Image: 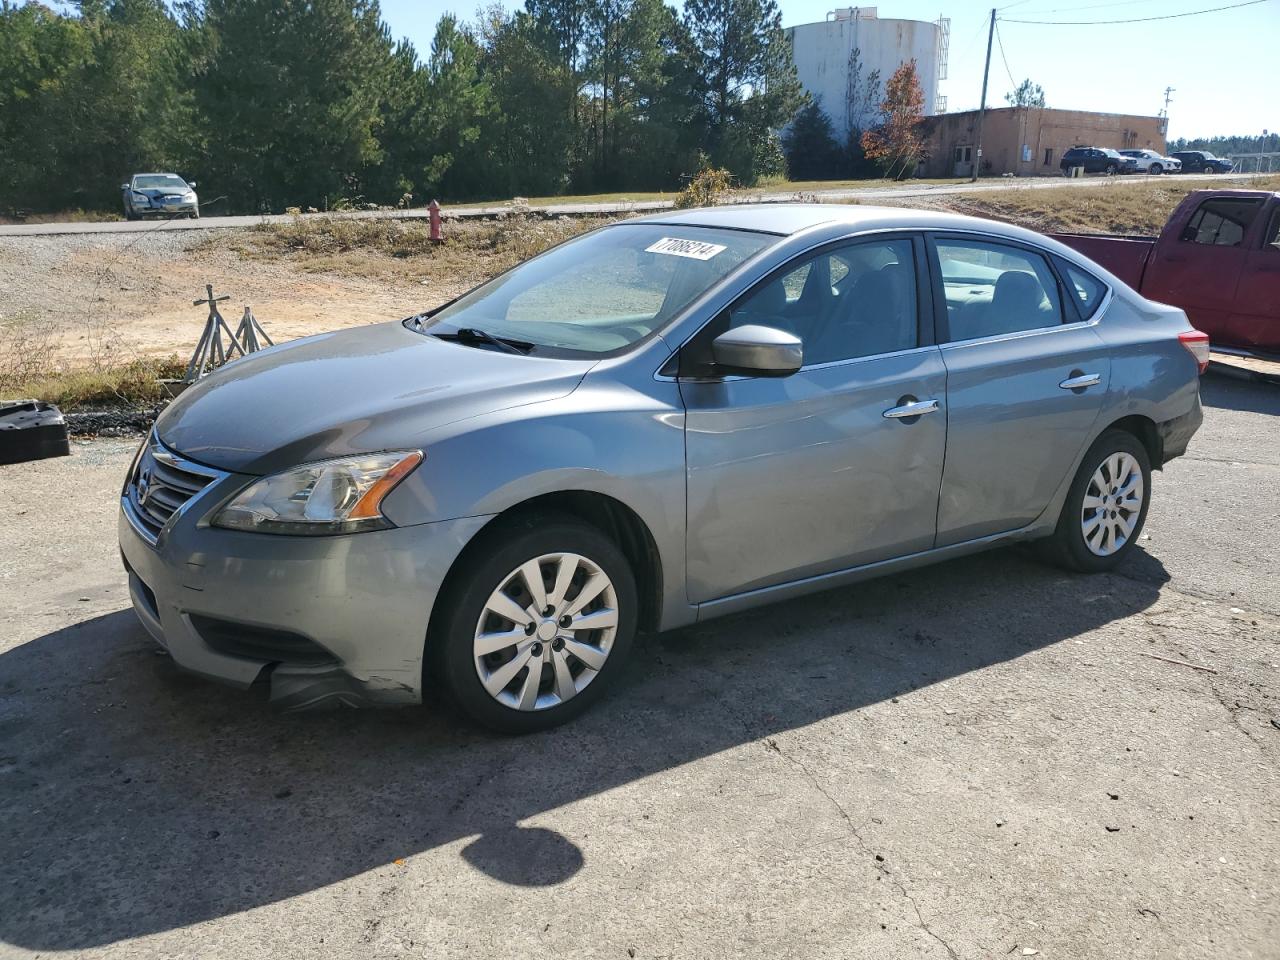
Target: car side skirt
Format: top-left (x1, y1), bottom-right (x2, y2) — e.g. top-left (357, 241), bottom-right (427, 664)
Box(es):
top-left (693, 520), bottom-right (1054, 624)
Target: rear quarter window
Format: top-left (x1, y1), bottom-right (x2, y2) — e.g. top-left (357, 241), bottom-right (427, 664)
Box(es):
top-left (1058, 260), bottom-right (1107, 320)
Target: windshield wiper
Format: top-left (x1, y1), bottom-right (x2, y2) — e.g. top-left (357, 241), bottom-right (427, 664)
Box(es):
top-left (432, 327), bottom-right (535, 355)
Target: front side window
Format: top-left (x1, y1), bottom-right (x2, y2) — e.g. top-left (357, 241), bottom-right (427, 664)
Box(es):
top-left (936, 239), bottom-right (1063, 341)
top-left (723, 237), bottom-right (919, 366)
top-left (1264, 210), bottom-right (1280, 251)
top-left (420, 224), bottom-right (775, 356)
top-left (1180, 198), bottom-right (1265, 247)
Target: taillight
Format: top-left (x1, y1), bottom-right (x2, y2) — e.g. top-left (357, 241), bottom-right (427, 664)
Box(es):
top-left (1178, 330), bottom-right (1210, 374)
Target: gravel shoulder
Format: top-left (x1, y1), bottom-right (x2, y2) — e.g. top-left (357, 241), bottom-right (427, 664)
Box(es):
top-left (0, 374), bottom-right (1276, 959)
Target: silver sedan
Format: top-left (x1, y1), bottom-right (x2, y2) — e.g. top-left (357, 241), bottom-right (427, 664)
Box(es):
top-left (118, 205), bottom-right (1206, 732)
top-left (121, 173), bottom-right (199, 220)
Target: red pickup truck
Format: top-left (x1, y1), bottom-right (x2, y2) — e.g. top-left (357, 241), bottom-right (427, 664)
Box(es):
top-left (1051, 189), bottom-right (1280, 358)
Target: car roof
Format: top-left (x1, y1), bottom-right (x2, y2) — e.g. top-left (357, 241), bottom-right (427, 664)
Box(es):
top-left (629, 203), bottom-right (1051, 243)
top-left (132, 172), bottom-right (185, 178)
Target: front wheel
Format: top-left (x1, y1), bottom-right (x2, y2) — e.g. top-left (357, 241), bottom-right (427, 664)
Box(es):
top-left (430, 515), bottom-right (638, 733)
top-left (1149, 163), bottom-right (1163, 175)
top-left (1040, 429), bottom-right (1152, 573)
top-left (1105, 163), bottom-right (1118, 176)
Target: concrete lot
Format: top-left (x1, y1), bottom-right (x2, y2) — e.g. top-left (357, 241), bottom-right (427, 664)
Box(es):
top-left (1, 374), bottom-right (1277, 960)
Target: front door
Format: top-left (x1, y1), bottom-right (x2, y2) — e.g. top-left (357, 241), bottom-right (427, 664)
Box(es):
top-left (1227, 204), bottom-right (1280, 354)
top-left (1144, 194), bottom-right (1267, 341)
top-left (930, 236), bottom-right (1112, 546)
top-left (680, 235), bottom-right (947, 603)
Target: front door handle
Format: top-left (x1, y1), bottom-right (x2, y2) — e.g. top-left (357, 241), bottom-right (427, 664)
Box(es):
top-left (883, 398), bottom-right (940, 419)
top-left (1059, 373), bottom-right (1102, 390)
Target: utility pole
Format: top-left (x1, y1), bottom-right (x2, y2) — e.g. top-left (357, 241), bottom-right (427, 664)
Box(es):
top-left (972, 9), bottom-right (996, 182)
top-left (1159, 86), bottom-right (1175, 138)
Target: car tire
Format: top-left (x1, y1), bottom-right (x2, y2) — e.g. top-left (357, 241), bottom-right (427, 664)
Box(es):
top-left (429, 514), bottom-right (639, 734)
top-left (1039, 429), bottom-right (1152, 574)
top-left (1105, 163), bottom-right (1118, 176)
top-left (1150, 163), bottom-right (1162, 175)
top-left (190, 210), bottom-right (200, 220)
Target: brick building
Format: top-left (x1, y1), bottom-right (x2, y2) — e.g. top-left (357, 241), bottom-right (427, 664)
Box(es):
top-left (919, 106), bottom-right (1168, 178)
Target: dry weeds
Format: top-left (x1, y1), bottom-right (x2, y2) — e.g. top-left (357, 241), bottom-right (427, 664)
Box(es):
top-left (941, 175), bottom-right (1280, 235)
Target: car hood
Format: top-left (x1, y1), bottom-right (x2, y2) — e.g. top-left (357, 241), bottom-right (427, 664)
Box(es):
top-left (157, 322), bottom-right (596, 474)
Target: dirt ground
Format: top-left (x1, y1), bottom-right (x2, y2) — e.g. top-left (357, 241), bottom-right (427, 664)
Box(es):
top-left (0, 373), bottom-right (1277, 960)
top-left (0, 227), bottom-right (471, 368)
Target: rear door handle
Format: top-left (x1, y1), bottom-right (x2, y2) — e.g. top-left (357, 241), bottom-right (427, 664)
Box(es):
top-left (883, 398), bottom-right (940, 419)
top-left (1059, 373), bottom-right (1102, 390)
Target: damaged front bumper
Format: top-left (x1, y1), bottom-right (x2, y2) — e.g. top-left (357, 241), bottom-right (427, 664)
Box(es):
top-left (118, 472), bottom-right (489, 709)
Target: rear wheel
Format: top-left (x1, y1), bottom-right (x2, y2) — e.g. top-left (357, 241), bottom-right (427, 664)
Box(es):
top-left (430, 515), bottom-right (638, 733)
top-left (1040, 429), bottom-right (1152, 573)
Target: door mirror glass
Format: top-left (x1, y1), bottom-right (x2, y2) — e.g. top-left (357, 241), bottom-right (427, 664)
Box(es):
top-left (188, 181), bottom-right (196, 188)
top-left (711, 325), bottom-right (802, 377)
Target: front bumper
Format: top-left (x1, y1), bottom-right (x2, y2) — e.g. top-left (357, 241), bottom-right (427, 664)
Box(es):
top-left (118, 469), bottom-right (490, 708)
top-left (129, 197), bottom-right (198, 216)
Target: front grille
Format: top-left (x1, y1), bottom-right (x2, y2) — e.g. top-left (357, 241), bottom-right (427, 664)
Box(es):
top-left (124, 434), bottom-right (223, 544)
top-left (189, 614), bottom-right (338, 666)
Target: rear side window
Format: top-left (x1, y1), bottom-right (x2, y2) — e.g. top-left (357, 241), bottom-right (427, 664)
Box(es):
top-left (1059, 261), bottom-right (1107, 320)
top-left (936, 239), bottom-right (1063, 342)
top-left (1180, 198), bottom-right (1265, 247)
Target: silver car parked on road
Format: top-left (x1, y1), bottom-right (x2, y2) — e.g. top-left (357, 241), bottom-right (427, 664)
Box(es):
top-left (118, 205), bottom-right (1206, 732)
top-left (121, 172), bottom-right (199, 220)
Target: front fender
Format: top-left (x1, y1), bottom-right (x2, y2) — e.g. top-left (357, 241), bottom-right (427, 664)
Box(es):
top-left (379, 378), bottom-right (692, 628)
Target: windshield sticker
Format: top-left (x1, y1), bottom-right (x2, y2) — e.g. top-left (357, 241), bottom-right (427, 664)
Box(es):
top-left (645, 237), bottom-right (727, 261)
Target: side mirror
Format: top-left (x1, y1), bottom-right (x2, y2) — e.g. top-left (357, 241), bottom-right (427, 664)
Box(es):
top-left (711, 324), bottom-right (802, 378)
top-left (188, 181), bottom-right (197, 188)
top-left (120, 184), bottom-right (129, 190)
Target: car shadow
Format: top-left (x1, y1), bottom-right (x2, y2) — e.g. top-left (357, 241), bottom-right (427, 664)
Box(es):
top-left (1200, 370), bottom-right (1280, 415)
top-left (0, 546), bottom-right (1168, 950)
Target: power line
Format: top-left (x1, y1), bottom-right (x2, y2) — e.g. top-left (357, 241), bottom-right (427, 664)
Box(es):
top-left (1002, 0), bottom-right (1271, 25)
top-left (1012, 0), bottom-right (1177, 15)
top-left (994, 21), bottom-right (1018, 91)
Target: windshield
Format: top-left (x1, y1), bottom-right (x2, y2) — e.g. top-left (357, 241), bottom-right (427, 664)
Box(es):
top-left (417, 223), bottom-right (776, 356)
top-left (134, 175), bottom-right (188, 190)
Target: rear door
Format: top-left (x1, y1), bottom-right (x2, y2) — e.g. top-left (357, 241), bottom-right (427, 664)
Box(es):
top-left (680, 234), bottom-right (947, 602)
top-left (930, 235), bottom-right (1111, 546)
top-left (1143, 195), bottom-right (1266, 341)
top-left (1228, 203), bottom-right (1280, 354)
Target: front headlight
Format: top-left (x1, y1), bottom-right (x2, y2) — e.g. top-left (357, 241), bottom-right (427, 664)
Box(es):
top-left (212, 451), bottom-right (422, 535)
top-left (131, 191), bottom-right (149, 200)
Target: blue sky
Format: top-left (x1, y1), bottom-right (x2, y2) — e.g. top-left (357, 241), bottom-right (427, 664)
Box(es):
top-left (379, 0), bottom-right (1278, 141)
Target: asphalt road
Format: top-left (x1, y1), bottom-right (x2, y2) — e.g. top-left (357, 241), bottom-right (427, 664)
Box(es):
top-left (1, 373), bottom-right (1277, 959)
top-left (0, 172), bottom-right (1269, 237)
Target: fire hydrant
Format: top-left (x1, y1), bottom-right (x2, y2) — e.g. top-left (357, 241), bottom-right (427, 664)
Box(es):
top-left (428, 199), bottom-right (444, 243)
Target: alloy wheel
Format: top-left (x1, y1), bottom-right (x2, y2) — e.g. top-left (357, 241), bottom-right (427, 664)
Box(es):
top-left (473, 552), bottom-right (619, 711)
top-left (1081, 452), bottom-right (1144, 557)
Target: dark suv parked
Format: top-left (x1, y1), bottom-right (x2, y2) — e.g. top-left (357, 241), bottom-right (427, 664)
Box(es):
top-left (1170, 151), bottom-right (1234, 174)
top-left (1060, 147), bottom-right (1139, 176)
